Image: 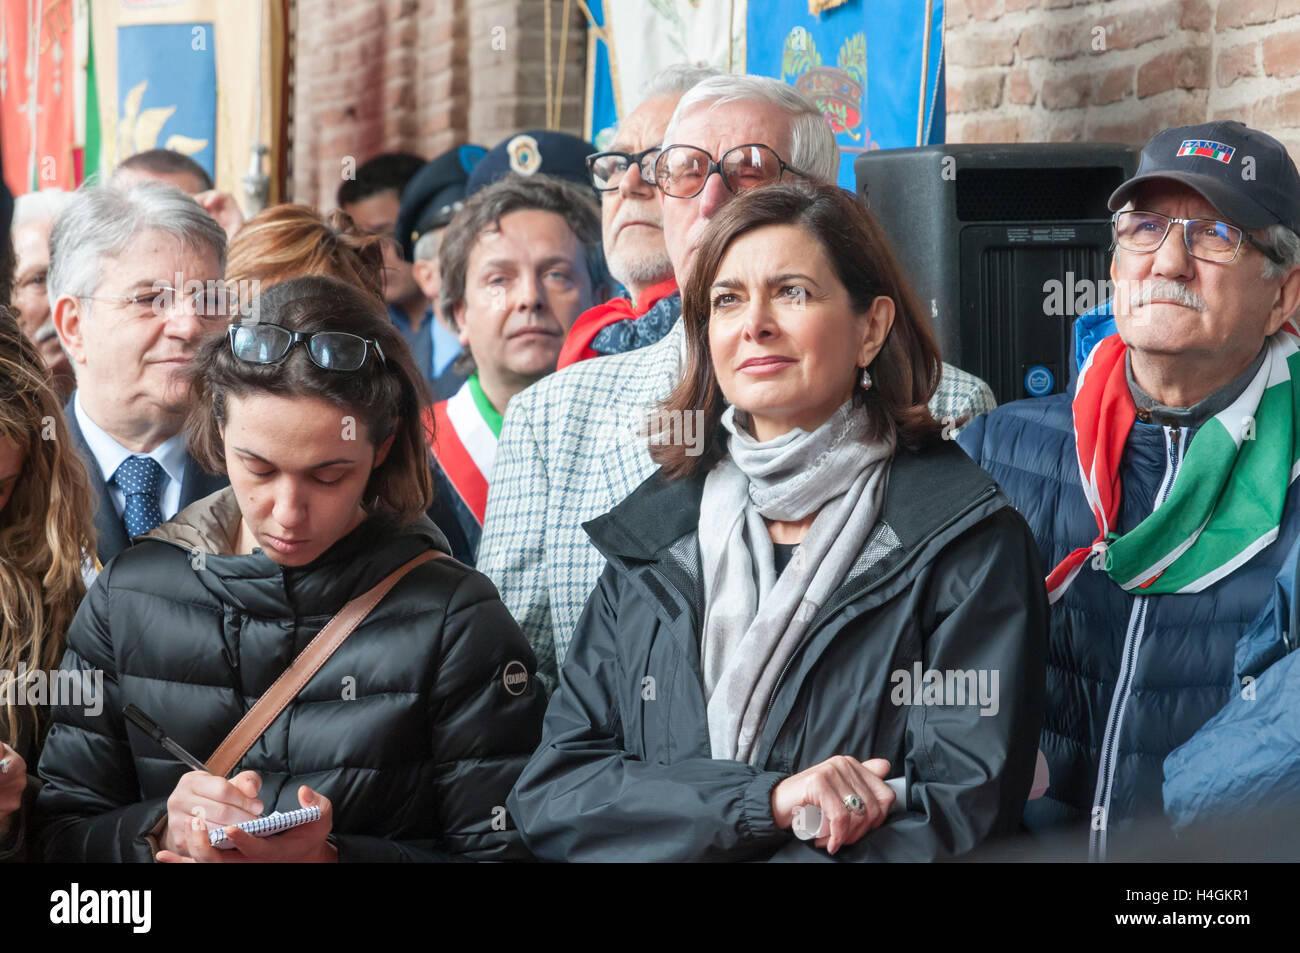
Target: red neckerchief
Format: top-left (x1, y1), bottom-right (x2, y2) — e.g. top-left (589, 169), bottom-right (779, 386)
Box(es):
top-left (1044, 333), bottom-right (1134, 604)
top-left (558, 277), bottom-right (679, 370)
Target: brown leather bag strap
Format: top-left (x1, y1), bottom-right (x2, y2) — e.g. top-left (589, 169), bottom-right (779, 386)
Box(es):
top-left (205, 550), bottom-right (443, 777)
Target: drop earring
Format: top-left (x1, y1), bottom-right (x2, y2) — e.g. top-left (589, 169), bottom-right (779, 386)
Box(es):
top-left (860, 366), bottom-right (873, 390)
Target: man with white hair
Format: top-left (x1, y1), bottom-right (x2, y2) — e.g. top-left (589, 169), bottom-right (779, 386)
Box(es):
top-left (11, 189), bottom-right (75, 399)
top-left (961, 121), bottom-right (1300, 860)
top-left (50, 182), bottom-right (230, 565)
top-left (559, 64), bottom-right (719, 368)
top-left (480, 74), bottom-right (997, 685)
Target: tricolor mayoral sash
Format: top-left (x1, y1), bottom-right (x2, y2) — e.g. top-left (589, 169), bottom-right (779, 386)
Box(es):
top-left (424, 379), bottom-right (498, 526)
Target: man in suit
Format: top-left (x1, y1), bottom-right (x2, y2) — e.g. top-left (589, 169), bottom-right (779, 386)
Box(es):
top-left (479, 74), bottom-right (998, 687)
top-left (49, 182), bottom-right (230, 566)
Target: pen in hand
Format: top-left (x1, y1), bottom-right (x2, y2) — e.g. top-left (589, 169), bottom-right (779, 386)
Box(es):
top-left (123, 704), bottom-right (211, 774)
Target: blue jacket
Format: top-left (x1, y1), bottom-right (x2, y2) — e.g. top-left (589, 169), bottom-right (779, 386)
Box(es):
top-left (1163, 535), bottom-right (1300, 830)
top-left (959, 393), bottom-right (1300, 860)
top-left (1071, 300), bottom-right (1116, 379)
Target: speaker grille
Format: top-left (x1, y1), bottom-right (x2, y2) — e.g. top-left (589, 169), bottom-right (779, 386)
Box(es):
top-left (957, 167), bottom-right (1126, 222)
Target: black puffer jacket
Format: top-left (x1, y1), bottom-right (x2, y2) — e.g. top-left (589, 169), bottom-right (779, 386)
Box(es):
top-left (509, 441), bottom-right (1048, 861)
top-left (36, 487), bottom-right (547, 862)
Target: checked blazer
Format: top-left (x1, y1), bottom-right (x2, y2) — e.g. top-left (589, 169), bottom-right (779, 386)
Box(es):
top-left (478, 318), bottom-right (997, 686)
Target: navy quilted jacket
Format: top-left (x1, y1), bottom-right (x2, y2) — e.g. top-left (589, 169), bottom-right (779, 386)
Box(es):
top-left (960, 394), bottom-right (1300, 860)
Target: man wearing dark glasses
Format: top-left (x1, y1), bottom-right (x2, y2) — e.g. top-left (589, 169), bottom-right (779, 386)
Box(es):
top-left (559, 65), bottom-right (718, 369)
top-left (960, 120), bottom-right (1300, 860)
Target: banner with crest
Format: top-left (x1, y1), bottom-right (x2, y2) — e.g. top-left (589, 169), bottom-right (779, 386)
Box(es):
top-left (749, 0), bottom-right (945, 186)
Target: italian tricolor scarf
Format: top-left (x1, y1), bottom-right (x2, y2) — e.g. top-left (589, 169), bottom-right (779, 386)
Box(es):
top-left (1046, 327), bottom-right (1300, 604)
top-left (422, 375), bottom-right (501, 526)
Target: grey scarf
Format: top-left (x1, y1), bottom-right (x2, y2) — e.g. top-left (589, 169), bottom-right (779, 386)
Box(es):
top-left (700, 400), bottom-right (894, 764)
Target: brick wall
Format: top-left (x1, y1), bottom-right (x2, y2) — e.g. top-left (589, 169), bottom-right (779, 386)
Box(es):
top-left (946, 0), bottom-right (1300, 157)
top-left (290, 0), bottom-right (586, 209)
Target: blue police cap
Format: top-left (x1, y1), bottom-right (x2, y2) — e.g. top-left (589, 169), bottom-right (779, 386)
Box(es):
top-left (465, 130), bottom-right (599, 199)
top-left (397, 144), bottom-right (487, 261)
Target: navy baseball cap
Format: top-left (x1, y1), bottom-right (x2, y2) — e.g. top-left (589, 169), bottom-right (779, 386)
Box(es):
top-left (466, 130), bottom-right (599, 198)
top-left (396, 144), bottom-right (487, 261)
top-left (1108, 120), bottom-right (1300, 236)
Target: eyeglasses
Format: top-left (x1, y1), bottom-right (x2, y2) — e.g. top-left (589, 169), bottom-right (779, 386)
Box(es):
top-left (227, 323), bottom-right (387, 372)
top-left (585, 146), bottom-right (661, 192)
top-left (80, 284), bottom-right (232, 319)
top-left (652, 143), bottom-right (811, 199)
top-left (1112, 210), bottom-right (1284, 265)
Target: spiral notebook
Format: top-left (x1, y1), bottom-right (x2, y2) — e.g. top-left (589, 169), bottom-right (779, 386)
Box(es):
top-left (208, 806), bottom-right (321, 850)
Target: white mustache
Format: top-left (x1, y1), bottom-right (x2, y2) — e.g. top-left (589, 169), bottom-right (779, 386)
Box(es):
top-left (1131, 279), bottom-right (1206, 311)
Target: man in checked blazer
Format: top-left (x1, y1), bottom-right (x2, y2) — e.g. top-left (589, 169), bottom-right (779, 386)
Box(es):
top-left (479, 75), bottom-right (996, 685)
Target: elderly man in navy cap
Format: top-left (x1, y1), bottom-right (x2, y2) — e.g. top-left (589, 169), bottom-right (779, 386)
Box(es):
top-left (397, 144), bottom-right (487, 401)
top-left (961, 120), bottom-right (1300, 860)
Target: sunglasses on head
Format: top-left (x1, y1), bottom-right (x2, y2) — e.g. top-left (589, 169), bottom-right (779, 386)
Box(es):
top-left (227, 323), bottom-right (387, 372)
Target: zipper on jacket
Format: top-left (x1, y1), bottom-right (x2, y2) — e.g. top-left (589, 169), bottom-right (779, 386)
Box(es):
top-left (1089, 424), bottom-right (1183, 862)
top-left (222, 611), bottom-right (241, 672)
top-left (222, 608), bottom-right (245, 701)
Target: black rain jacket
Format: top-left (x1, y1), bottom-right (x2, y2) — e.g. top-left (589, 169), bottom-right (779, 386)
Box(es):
top-left (509, 441), bottom-right (1048, 862)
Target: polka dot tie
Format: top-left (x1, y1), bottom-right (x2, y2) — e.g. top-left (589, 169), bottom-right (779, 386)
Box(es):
top-left (112, 455), bottom-right (166, 537)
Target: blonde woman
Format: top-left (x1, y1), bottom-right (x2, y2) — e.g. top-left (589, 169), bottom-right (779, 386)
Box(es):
top-left (0, 307), bottom-right (97, 862)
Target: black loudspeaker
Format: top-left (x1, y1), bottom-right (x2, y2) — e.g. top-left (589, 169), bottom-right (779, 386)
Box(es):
top-left (855, 144), bottom-right (1137, 404)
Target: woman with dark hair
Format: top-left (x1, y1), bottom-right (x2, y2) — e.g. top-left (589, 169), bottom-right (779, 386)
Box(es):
top-left (0, 308), bottom-right (97, 863)
top-left (509, 182), bottom-right (1048, 861)
top-left (36, 275), bottom-right (546, 862)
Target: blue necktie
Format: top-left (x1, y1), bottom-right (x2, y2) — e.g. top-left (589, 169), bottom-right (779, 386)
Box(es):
top-left (113, 455), bottom-right (166, 537)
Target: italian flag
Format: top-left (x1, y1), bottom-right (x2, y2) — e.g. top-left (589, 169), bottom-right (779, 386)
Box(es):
top-left (1047, 326), bottom-right (1300, 602)
top-left (1177, 140), bottom-right (1233, 163)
